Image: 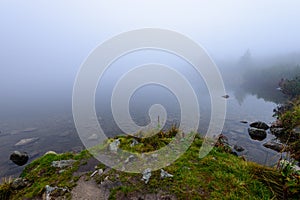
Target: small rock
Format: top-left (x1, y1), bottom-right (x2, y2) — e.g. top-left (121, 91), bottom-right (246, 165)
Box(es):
top-left (98, 168), bottom-right (104, 175)
top-left (248, 128), bottom-right (267, 141)
top-left (11, 178), bottom-right (30, 190)
top-left (263, 141), bottom-right (284, 152)
top-left (10, 151), bottom-right (29, 166)
top-left (124, 155), bottom-right (135, 164)
top-left (270, 127), bottom-right (285, 137)
top-left (160, 169), bottom-right (173, 178)
top-left (15, 137), bottom-right (39, 146)
top-left (222, 95), bottom-right (229, 99)
top-left (240, 121), bottom-right (248, 124)
top-left (293, 126), bottom-right (300, 134)
top-left (141, 168), bottom-right (152, 184)
top-left (250, 121), bottom-right (269, 130)
top-left (233, 145), bottom-right (245, 152)
top-left (45, 185), bottom-right (68, 200)
top-left (51, 160), bottom-right (75, 168)
top-left (130, 138), bottom-right (139, 147)
top-left (109, 139), bottom-right (120, 152)
top-left (44, 151), bottom-right (57, 155)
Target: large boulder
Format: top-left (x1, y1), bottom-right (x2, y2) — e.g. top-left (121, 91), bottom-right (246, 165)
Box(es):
top-left (248, 128), bottom-right (267, 141)
top-left (250, 121), bottom-right (269, 130)
top-left (10, 151), bottom-right (29, 166)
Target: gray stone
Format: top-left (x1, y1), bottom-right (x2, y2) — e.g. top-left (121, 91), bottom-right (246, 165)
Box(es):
top-left (130, 138), bottom-right (139, 147)
top-left (51, 160), bottom-right (75, 168)
top-left (109, 139), bottom-right (120, 152)
top-left (11, 178), bottom-right (30, 190)
top-left (250, 121), bottom-right (269, 130)
top-left (160, 169), bottom-right (173, 178)
top-left (10, 151), bottom-right (29, 166)
top-left (248, 128), bottom-right (267, 141)
top-left (141, 168), bottom-right (152, 184)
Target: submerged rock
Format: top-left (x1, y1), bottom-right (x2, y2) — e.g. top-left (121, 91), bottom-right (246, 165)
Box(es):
top-left (15, 137), bottom-right (39, 146)
top-left (10, 151), bottom-right (29, 166)
top-left (250, 121), bottom-right (269, 130)
top-left (141, 168), bottom-right (152, 184)
top-left (233, 145), bottom-right (245, 152)
top-left (263, 141), bottom-right (284, 152)
top-left (248, 128), bottom-right (267, 141)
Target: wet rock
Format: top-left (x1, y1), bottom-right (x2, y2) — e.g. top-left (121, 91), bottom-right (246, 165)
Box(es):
top-left (141, 168), bottom-right (152, 184)
top-left (51, 160), bottom-right (75, 169)
top-left (15, 137), bottom-right (39, 146)
top-left (263, 141), bottom-right (284, 152)
top-left (233, 145), bottom-right (245, 152)
top-left (10, 151), bottom-right (29, 166)
top-left (11, 178), bottom-right (30, 190)
top-left (248, 128), bottom-right (267, 141)
top-left (270, 127), bottom-right (285, 137)
top-left (222, 95), bottom-right (229, 99)
top-left (250, 121), bottom-right (269, 130)
top-left (160, 169), bottom-right (173, 178)
top-left (240, 120), bottom-right (248, 124)
top-left (109, 139), bottom-right (120, 153)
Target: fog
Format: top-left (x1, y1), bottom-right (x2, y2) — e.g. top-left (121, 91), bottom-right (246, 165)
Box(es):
top-left (1, 0), bottom-right (300, 118)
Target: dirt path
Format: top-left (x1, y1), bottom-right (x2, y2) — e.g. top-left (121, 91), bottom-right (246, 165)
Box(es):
top-left (71, 176), bottom-right (109, 200)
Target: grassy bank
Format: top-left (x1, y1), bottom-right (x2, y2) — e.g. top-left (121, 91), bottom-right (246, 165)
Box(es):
top-left (1, 127), bottom-right (297, 199)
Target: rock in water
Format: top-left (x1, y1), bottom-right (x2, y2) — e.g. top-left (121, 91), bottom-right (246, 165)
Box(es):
top-left (248, 128), bottom-right (267, 141)
top-left (250, 121), bottom-right (269, 130)
top-left (263, 141), bottom-right (284, 152)
top-left (222, 95), bottom-right (229, 99)
top-left (15, 137), bottom-right (39, 146)
top-left (233, 145), bottom-right (245, 152)
top-left (10, 151), bottom-right (29, 166)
